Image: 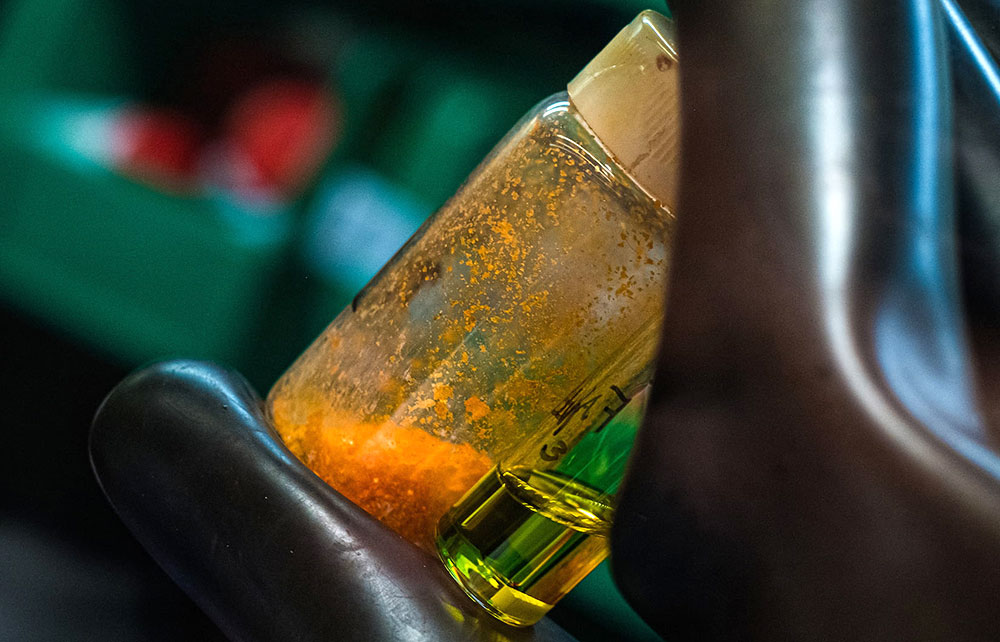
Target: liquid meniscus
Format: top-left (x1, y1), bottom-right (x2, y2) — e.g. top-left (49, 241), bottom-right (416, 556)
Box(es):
top-left (436, 466), bottom-right (613, 626)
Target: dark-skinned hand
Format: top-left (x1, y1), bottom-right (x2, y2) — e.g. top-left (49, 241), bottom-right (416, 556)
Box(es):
top-left (91, 1), bottom-right (1000, 640)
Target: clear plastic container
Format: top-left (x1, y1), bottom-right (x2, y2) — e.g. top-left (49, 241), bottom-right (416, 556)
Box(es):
top-left (267, 8), bottom-right (679, 620)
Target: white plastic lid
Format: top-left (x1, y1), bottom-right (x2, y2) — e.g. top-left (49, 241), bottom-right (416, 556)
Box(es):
top-left (568, 10), bottom-right (679, 209)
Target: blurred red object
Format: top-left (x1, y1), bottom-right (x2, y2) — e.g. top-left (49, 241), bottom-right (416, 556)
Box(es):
top-left (221, 79), bottom-right (341, 197)
top-left (111, 109), bottom-right (202, 189)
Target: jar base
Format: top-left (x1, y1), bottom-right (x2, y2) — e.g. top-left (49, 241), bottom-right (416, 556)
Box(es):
top-left (436, 522), bottom-right (551, 627)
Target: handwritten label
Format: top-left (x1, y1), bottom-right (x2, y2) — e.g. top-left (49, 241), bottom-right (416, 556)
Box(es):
top-left (539, 384), bottom-right (631, 462)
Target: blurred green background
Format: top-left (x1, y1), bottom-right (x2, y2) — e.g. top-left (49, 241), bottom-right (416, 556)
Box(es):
top-left (0, 0), bottom-right (670, 640)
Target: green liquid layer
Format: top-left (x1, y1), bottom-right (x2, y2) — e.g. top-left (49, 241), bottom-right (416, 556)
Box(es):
top-left (436, 466), bottom-right (612, 626)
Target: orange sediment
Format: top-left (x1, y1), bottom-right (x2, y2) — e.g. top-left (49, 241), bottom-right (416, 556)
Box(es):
top-left (271, 397), bottom-right (493, 552)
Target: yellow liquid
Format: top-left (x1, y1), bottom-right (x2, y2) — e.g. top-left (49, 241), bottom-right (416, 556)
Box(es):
top-left (435, 466), bottom-right (612, 626)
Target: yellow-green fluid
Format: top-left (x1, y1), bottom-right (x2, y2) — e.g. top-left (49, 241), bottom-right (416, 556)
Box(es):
top-left (435, 466), bottom-right (613, 626)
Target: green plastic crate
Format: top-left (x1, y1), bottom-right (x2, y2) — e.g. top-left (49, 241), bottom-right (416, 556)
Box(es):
top-left (0, 94), bottom-right (292, 370)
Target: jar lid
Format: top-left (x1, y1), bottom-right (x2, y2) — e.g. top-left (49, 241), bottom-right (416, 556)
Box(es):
top-left (568, 10), bottom-right (680, 209)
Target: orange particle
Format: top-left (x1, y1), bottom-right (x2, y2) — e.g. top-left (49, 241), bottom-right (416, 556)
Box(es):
top-left (433, 383), bottom-right (453, 401)
top-left (464, 396), bottom-right (491, 421)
